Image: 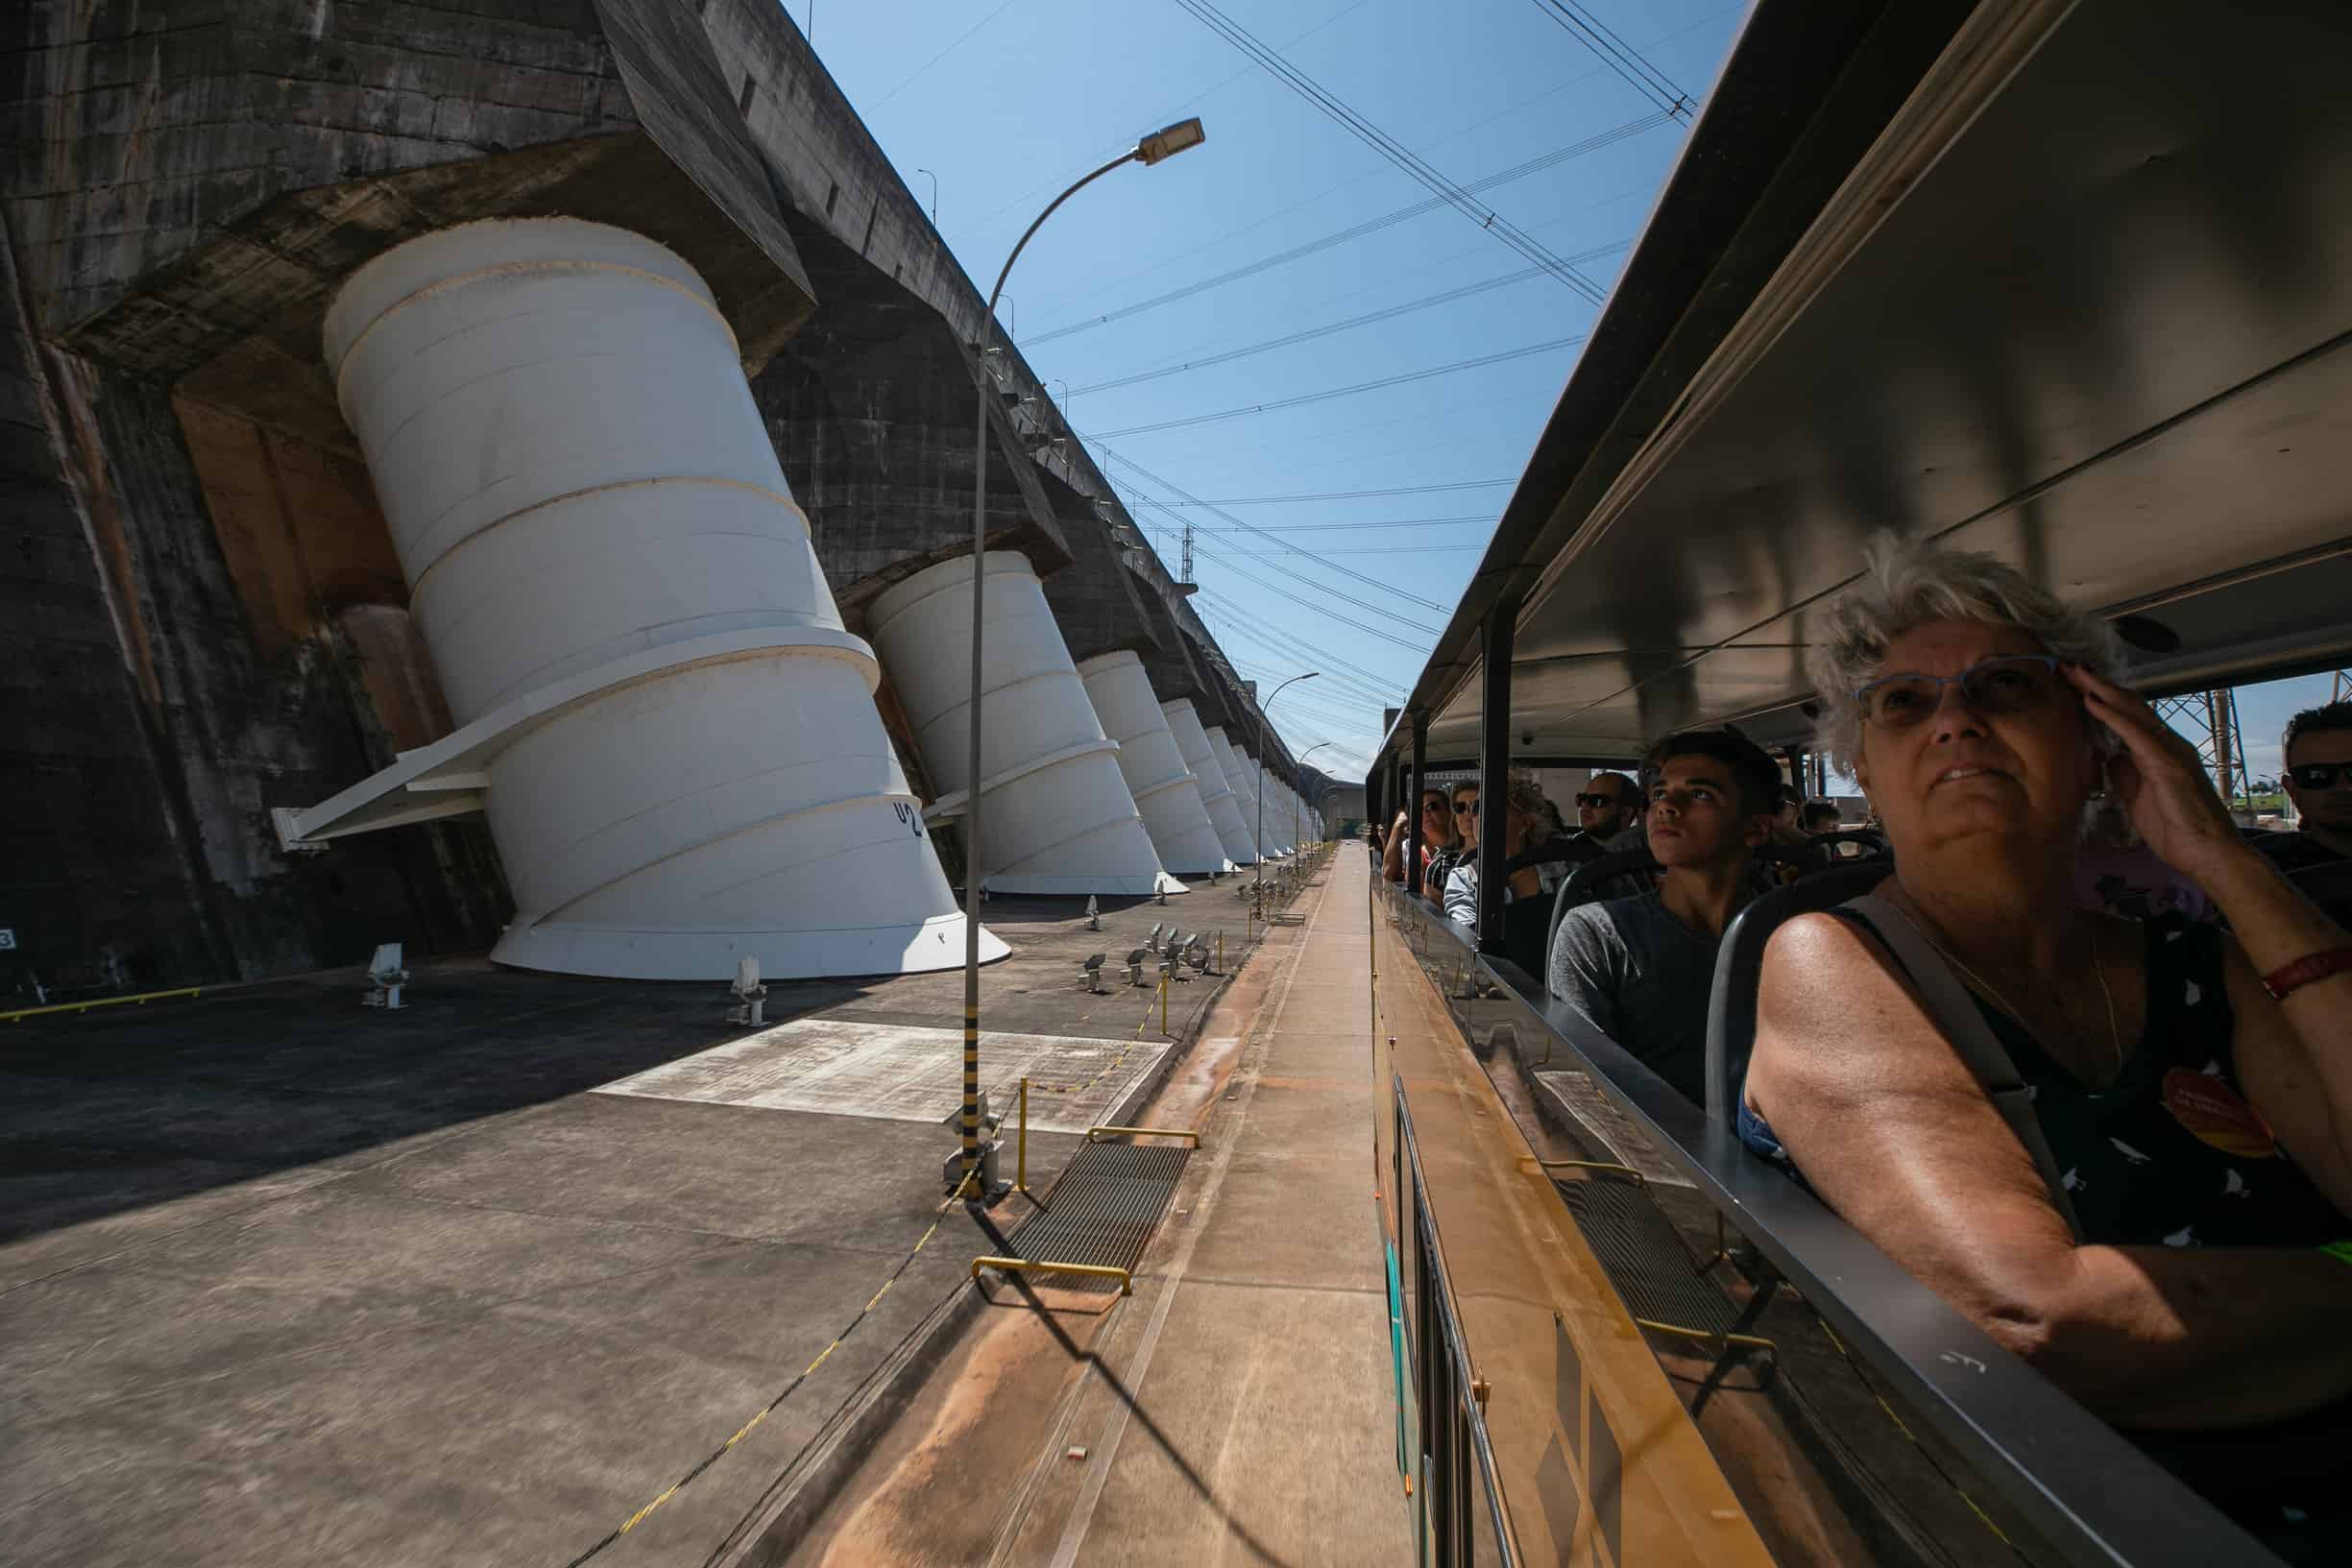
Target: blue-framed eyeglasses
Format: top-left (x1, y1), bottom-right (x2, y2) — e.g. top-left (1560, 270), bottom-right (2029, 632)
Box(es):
top-left (1854, 655), bottom-right (2065, 731)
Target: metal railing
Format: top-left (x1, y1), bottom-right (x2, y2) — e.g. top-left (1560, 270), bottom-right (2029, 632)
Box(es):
top-left (1373, 875), bottom-right (2276, 1568)
top-left (1394, 1085), bottom-right (1516, 1567)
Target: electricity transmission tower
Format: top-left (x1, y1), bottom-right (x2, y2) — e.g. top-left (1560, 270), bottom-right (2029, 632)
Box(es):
top-left (2151, 688), bottom-right (2250, 808)
top-left (1179, 518), bottom-right (1194, 585)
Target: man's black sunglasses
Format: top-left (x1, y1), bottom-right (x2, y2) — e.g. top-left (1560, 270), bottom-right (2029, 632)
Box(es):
top-left (1573, 792), bottom-right (1620, 808)
top-left (2291, 762), bottom-right (2347, 789)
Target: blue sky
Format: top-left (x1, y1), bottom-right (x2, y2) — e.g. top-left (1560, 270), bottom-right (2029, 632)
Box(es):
top-left (802, 0), bottom-right (2340, 786)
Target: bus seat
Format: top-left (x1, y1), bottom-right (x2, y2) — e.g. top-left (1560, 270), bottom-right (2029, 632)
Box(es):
top-left (2283, 856), bottom-right (2352, 923)
top-left (1545, 849), bottom-right (1661, 984)
top-left (1503, 835), bottom-right (1603, 877)
top-left (1704, 863), bottom-right (1892, 1130)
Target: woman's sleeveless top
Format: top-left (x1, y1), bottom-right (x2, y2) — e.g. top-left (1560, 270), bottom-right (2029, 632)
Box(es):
top-left (1739, 910), bottom-right (2341, 1250)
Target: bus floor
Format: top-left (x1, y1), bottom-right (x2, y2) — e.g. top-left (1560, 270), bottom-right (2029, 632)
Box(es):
top-left (784, 850), bottom-right (1411, 1568)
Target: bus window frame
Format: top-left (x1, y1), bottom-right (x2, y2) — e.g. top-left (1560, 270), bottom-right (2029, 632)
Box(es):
top-left (1373, 872), bottom-right (2279, 1568)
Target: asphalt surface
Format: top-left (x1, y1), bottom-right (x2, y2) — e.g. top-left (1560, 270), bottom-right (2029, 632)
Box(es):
top-left (0, 887), bottom-right (1261, 1568)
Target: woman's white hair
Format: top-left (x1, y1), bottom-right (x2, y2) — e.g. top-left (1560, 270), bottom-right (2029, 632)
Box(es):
top-left (1807, 533), bottom-right (2122, 774)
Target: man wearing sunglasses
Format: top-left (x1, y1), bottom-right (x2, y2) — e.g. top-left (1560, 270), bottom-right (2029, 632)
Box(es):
top-left (1572, 774), bottom-right (1637, 837)
top-left (2260, 701), bottom-right (2352, 923)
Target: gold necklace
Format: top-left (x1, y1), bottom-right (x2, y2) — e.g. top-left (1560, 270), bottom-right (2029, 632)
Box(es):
top-left (1889, 901), bottom-right (2124, 1076)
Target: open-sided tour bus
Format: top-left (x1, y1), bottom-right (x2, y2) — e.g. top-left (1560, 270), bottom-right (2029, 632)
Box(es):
top-left (1364, 0), bottom-right (2352, 1563)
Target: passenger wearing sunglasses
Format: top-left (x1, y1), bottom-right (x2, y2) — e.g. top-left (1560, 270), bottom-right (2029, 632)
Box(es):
top-left (2256, 702), bottom-right (2352, 925)
top-left (1573, 773), bottom-right (1641, 848)
top-left (1418, 782), bottom-right (1480, 902)
top-left (1381, 787), bottom-right (1455, 892)
top-left (1740, 539), bottom-right (2352, 1545)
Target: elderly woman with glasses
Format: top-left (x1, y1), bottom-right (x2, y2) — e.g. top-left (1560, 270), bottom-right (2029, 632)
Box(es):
top-left (1739, 539), bottom-right (2352, 1534)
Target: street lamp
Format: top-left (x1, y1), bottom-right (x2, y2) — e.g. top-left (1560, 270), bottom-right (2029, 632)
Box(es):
top-left (1255, 673), bottom-right (1319, 904)
top-left (1300, 741), bottom-right (1336, 845)
top-left (957, 118), bottom-right (1208, 1199)
top-left (914, 167), bottom-right (938, 228)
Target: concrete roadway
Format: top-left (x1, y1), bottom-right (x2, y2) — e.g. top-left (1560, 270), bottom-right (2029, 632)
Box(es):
top-left (0, 887), bottom-right (1257, 1568)
top-left (785, 850), bottom-right (1412, 1568)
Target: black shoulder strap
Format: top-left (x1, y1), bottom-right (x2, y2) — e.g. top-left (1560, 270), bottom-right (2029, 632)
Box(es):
top-left (1845, 893), bottom-right (2087, 1243)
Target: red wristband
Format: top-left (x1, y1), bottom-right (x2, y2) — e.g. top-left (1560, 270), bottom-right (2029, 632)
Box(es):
top-left (2262, 946), bottom-right (2352, 1002)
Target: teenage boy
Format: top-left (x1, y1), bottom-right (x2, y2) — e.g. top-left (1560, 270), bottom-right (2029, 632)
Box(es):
top-left (1546, 728), bottom-right (1782, 1103)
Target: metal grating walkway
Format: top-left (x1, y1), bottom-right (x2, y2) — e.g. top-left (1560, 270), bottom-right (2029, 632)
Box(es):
top-left (1557, 1174), bottom-right (1736, 1335)
top-left (999, 1139), bottom-right (1193, 1292)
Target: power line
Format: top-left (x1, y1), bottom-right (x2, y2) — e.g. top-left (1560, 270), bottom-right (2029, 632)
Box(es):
top-left (1130, 479), bottom-right (1514, 505)
top-left (1219, 643), bottom-right (1403, 719)
top-left (1184, 537), bottom-right (1441, 639)
top-left (1107, 449), bottom-right (1452, 617)
top-left (1027, 114), bottom-right (1661, 346)
top-left (1196, 595), bottom-right (1422, 704)
top-left (1278, 543), bottom-right (1481, 555)
top-left (867, 0), bottom-right (1023, 110)
top-left (954, 0), bottom-right (1373, 241)
top-left (1066, 246), bottom-right (1621, 397)
top-left (1229, 679), bottom-right (1385, 733)
top-left (1198, 591), bottom-right (1408, 705)
top-left (1527, 0), bottom-right (1693, 121)
top-left (1174, 0), bottom-right (1613, 303)
top-left (1036, 1), bottom-right (1739, 327)
top-left (1204, 514), bottom-right (1496, 532)
top-left (1085, 337), bottom-right (1581, 441)
top-left (1124, 493), bottom-right (1443, 624)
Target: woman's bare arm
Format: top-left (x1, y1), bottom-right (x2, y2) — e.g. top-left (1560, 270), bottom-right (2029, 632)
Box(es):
top-left (1747, 911), bottom-right (2352, 1429)
top-left (2068, 664), bottom-right (2352, 1204)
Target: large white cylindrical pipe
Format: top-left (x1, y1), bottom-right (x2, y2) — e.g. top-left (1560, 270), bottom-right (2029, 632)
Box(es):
top-left (1077, 652), bottom-right (1230, 876)
top-left (868, 552), bottom-right (1179, 896)
top-left (1232, 747), bottom-right (1281, 860)
top-left (1203, 733), bottom-right (1260, 860)
top-left (1162, 699), bottom-right (1254, 866)
top-left (323, 217), bottom-right (1001, 979)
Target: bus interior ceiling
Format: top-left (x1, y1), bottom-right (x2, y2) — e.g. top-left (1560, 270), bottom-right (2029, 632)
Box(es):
top-left (1398, 0), bottom-right (2352, 763)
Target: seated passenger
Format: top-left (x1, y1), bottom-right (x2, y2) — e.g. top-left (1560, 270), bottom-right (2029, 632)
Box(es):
top-left (2258, 700), bottom-right (2352, 926)
top-left (1740, 539), bottom-right (2352, 1534)
top-left (1425, 781), bottom-right (1479, 901)
top-left (1547, 728), bottom-right (1782, 1103)
top-left (1429, 775), bottom-right (1562, 945)
top-left (1801, 800), bottom-right (1844, 835)
top-left (1381, 788), bottom-right (1453, 890)
top-left (1575, 771), bottom-right (1640, 843)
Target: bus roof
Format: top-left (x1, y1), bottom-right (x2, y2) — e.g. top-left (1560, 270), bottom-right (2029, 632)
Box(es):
top-left (1378, 0), bottom-right (2352, 771)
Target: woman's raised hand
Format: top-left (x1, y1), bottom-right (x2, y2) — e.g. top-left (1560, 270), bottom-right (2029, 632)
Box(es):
top-left (2064, 663), bottom-right (2243, 877)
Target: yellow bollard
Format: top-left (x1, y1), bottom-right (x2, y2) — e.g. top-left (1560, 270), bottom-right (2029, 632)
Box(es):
top-left (1017, 1076), bottom-right (1030, 1194)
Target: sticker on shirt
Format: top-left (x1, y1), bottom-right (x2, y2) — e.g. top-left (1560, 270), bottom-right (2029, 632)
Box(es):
top-left (2161, 1067), bottom-right (2278, 1159)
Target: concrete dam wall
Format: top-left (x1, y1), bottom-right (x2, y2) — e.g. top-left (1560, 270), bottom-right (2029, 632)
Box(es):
top-left (0, 0), bottom-right (1322, 995)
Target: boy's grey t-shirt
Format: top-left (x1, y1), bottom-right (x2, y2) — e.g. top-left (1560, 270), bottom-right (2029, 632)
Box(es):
top-left (1545, 893), bottom-right (1722, 1104)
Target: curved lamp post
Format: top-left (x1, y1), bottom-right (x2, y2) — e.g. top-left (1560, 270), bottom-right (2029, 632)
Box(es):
top-left (1298, 741), bottom-right (1335, 842)
top-left (1254, 673), bottom-right (1319, 904)
top-left (958, 118), bottom-right (1207, 1198)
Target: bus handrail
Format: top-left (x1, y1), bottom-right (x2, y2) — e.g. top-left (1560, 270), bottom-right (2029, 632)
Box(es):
top-left (1376, 876), bottom-right (2276, 1567)
top-left (1394, 1078), bottom-right (1518, 1567)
